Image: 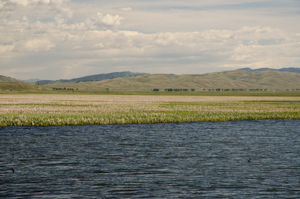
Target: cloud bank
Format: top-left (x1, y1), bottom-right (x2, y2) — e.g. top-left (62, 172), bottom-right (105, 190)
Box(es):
top-left (0, 0), bottom-right (299, 79)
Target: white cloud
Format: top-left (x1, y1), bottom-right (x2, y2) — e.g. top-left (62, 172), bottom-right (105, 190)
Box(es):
top-left (6, 0), bottom-right (69, 7)
top-left (2, 23), bottom-right (300, 78)
top-left (120, 7), bottom-right (132, 11)
top-left (92, 43), bottom-right (104, 48)
top-left (72, 46), bottom-right (82, 49)
top-left (234, 26), bottom-right (286, 40)
top-left (0, 44), bottom-right (15, 54)
top-left (85, 12), bottom-right (123, 29)
top-left (1, 0), bottom-right (300, 79)
top-left (22, 39), bottom-right (55, 52)
top-left (0, 0), bottom-right (73, 27)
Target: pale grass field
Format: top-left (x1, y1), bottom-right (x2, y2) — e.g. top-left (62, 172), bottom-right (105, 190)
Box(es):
top-left (1, 94), bottom-right (300, 127)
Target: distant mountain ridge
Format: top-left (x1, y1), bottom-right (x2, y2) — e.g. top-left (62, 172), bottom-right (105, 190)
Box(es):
top-left (34, 68), bottom-right (300, 85)
top-left (35, 71), bottom-right (149, 85)
top-left (22, 78), bottom-right (40, 83)
top-left (237, 67), bottom-right (300, 73)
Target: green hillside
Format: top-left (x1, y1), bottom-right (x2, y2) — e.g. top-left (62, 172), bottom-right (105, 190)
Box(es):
top-left (40, 70), bottom-right (300, 92)
top-left (0, 75), bottom-right (41, 91)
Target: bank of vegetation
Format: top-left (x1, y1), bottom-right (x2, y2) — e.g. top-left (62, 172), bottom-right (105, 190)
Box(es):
top-left (0, 94), bottom-right (299, 127)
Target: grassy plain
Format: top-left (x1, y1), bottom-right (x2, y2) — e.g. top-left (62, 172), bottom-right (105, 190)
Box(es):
top-left (0, 93), bottom-right (300, 127)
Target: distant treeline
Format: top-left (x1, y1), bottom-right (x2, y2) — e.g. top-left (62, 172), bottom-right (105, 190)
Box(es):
top-left (153, 89), bottom-right (195, 92)
top-left (204, 88), bottom-right (300, 91)
top-left (53, 88), bottom-right (78, 91)
top-left (204, 88), bottom-right (263, 91)
top-left (153, 88), bottom-right (300, 92)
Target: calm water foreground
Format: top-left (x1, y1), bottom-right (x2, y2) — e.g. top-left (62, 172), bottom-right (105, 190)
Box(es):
top-left (0, 119), bottom-right (299, 198)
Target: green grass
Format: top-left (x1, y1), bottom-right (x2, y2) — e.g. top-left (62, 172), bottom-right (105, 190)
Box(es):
top-left (1, 108), bottom-right (299, 127)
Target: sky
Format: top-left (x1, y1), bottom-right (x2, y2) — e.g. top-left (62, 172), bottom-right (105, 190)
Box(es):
top-left (1, 0), bottom-right (300, 80)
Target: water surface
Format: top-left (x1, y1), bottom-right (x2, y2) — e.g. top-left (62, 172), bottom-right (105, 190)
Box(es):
top-left (1, 119), bottom-right (300, 198)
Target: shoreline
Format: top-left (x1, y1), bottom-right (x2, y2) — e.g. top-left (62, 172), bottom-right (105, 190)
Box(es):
top-left (1, 118), bottom-right (300, 128)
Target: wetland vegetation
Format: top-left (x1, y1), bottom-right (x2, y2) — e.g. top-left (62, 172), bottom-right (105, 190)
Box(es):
top-left (0, 93), bottom-right (299, 127)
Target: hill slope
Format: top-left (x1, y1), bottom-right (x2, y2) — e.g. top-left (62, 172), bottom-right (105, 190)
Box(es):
top-left (41, 70), bottom-right (300, 91)
top-left (0, 75), bottom-right (23, 83)
top-left (0, 75), bottom-right (41, 90)
top-left (36, 71), bottom-right (149, 84)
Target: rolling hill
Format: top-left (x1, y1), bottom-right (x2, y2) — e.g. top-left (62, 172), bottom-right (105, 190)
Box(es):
top-left (0, 75), bottom-right (41, 90)
top-left (0, 75), bottom-right (23, 83)
top-left (40, 70), bottom-right (300, 92)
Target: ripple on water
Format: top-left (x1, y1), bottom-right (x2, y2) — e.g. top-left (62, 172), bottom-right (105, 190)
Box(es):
top-left (0, 119), bottom-right (300, 198)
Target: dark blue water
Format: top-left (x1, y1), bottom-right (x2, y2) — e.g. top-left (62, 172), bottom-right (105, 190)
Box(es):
top-left (1, 120), bottom-right (300, 198)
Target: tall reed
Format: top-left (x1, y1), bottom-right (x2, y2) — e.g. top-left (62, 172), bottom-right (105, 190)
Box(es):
top-left (1, 94), bottom-right (299, 127)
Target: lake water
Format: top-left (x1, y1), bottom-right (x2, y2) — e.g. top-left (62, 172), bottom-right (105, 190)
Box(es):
top-left (1, 119), bottom-right (300, 198)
